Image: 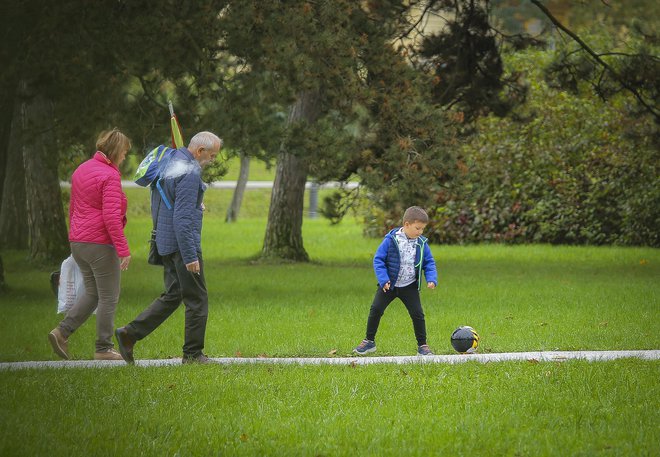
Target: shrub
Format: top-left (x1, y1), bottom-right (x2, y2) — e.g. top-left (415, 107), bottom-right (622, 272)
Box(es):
top-left (364, 48), bottom-right (659, 246)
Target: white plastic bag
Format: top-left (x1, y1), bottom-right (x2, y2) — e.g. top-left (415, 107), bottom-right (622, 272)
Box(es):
top-left (57, 255), bottom-right (89, 314)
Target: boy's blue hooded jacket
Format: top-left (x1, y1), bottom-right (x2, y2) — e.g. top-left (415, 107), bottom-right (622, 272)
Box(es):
top-left (373, 228), bottom-right (438, 290)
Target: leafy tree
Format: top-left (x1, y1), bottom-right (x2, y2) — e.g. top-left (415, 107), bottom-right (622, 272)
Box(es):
top-left (1, 1), bottom-right (72, 262)
top-left (0, 0), bottom-right (228, 262)
top-left (530, 0), bottom-right (659, 121)
top-left (221, 0), bottom-right (430, 260)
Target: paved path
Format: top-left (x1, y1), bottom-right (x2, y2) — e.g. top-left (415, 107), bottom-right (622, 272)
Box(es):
top-left (1, 350), bottom-right (658, 371)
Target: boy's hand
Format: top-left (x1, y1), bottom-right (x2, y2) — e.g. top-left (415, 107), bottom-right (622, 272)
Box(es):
top-left (427, 282), bottom-right (436, 289)
top-left (383, 281), bottom-right (391, 292)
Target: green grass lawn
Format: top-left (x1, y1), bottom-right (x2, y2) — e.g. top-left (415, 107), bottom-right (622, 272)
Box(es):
top-left (222, 156), bottom-right (275, 181)
top-left (1, 360), bottom-right (657, 456)
top-left (0, 187), bottom-right (658, 455)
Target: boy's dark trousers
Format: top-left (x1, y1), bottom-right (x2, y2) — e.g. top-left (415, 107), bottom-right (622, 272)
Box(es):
top-left (125, 250), bottom-right (208, 358)
top-left (365, 282), bottom-right (427, 346)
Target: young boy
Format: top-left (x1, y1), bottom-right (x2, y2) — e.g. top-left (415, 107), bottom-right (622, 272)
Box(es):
top-left (353, 206), bottom-right (438, 356)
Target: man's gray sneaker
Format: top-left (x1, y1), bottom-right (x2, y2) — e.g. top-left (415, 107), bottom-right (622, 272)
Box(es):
top-left (182, 354), bottom-right (213, 364)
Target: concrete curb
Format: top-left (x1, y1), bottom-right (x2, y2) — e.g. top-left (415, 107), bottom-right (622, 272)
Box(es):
top-left (1, 350), bottom-right (658, 370)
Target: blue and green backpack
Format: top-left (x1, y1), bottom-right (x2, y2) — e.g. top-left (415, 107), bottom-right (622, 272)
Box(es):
top-left (134, 145), bottom-right (176, 209)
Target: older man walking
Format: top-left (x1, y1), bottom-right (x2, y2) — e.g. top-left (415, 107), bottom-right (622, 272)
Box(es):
top-left (115, 131), bottom-right (222, 364)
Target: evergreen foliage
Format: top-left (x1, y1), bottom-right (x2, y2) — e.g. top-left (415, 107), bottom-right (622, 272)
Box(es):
top-left (418, 0), bottom-right (526, 120)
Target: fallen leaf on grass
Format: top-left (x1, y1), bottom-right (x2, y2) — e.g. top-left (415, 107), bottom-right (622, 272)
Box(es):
top-left (235, 351), bottom-right (242, 358)
top-left (527, 359), bottom-right (539, 364)
top-left (328, 349), bottom-right (337, 355)
top-left (239, 433), bottom-right (249, 442)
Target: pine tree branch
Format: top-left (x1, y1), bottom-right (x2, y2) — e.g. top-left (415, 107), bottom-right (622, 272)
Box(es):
top-left (137, 76), bottom-right (168, 110)
top-left (530, 0), bottom-right (659, 120)
top-left (399, 1), bottom-right (435, 40)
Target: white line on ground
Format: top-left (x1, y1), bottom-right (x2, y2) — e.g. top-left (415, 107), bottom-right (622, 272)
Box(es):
top-left (1, 350), bottom-right (658, 370)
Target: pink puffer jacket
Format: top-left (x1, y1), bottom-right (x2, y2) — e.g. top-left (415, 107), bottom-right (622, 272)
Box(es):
top-left (68, 152), bottom-right (130, 257)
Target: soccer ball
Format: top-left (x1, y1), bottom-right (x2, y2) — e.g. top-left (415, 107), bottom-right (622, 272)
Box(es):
top-left (450, 326), bottom-right (480, 353)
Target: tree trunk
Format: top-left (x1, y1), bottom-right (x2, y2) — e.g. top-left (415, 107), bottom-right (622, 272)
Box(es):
top-left (262, 151), bottom-right (309, 261)
top-left (262, 91), bottom-right (321, 261)
top-left (0, 84), bottom-right (15, 207)
top-left (0, 254), bottom-right (5, 292)
top-left (19, 79), bottom-right (69, 263)
top-left (225, 152), bottom-right (250, 222)
top-left (0, 93), bottom-right (28, 250)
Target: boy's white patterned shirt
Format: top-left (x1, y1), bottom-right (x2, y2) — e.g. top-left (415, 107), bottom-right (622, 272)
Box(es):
top-left (394, 228), bottom-right (418, 287)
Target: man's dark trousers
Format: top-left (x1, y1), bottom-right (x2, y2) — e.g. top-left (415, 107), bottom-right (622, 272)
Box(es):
top-left (125, 251), bottom-right (208, 358)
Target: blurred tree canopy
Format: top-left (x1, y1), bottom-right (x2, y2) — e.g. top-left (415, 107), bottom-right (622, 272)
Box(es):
top-left (359, 0), bottom-right (659, 246)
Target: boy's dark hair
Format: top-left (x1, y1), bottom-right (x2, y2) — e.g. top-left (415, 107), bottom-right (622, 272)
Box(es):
top-left (403, 206), bottom-right (429, 224)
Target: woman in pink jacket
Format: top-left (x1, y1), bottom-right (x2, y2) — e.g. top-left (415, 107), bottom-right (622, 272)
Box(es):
top-left (49, 128), bottom-right (132, 360)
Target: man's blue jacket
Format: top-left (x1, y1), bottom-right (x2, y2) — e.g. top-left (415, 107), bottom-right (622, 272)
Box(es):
top-left (373, 228), bottom-right (438, 290)
top-left (151, 147), bottom-right (206, 264)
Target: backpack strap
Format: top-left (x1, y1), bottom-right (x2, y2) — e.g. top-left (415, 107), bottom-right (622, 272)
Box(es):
top-left (155, 179), bottom-right (173, 210)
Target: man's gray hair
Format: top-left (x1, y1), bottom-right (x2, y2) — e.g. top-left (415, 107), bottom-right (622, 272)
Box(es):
top-left (188, 131), bottom-right (223, 150)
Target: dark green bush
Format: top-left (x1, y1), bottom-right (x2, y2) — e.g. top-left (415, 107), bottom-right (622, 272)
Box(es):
top-left (363, 49), bottom-right (659, 246)
top-left (432, 51), bottom-right (659, 246)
